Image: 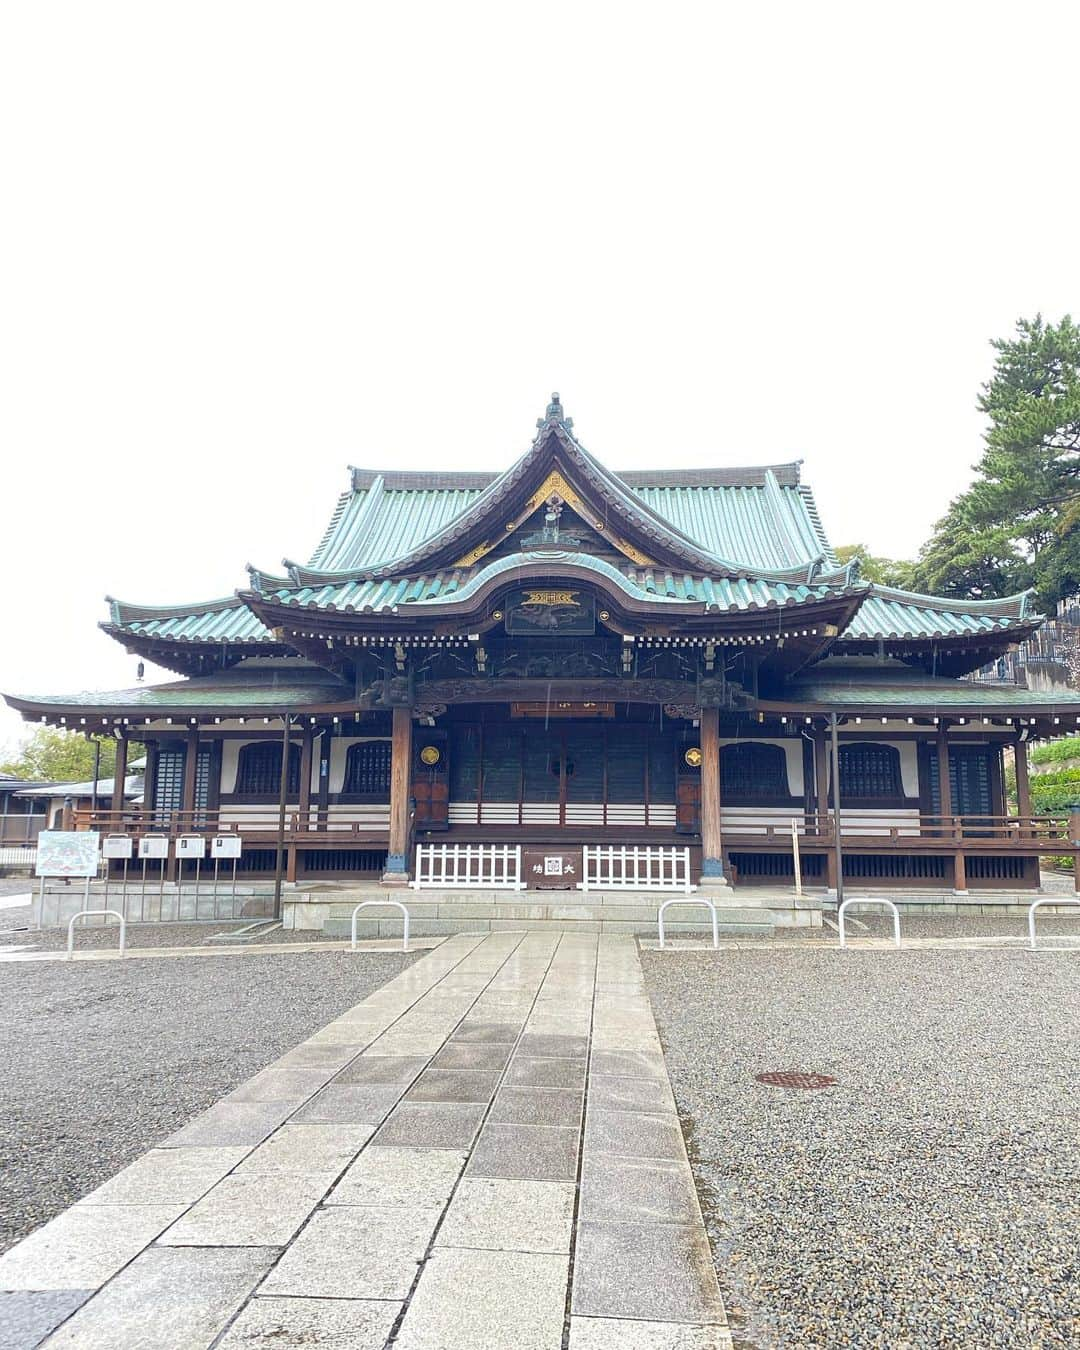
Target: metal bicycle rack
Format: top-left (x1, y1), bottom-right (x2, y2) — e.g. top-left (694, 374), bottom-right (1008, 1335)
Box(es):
top-left (657, 897), bottom-right (719, 950)
top-left (67, 909), bottom-right (127, 960)
top-left (350, 900), bottom-right (410, 952)
top-left (837, 897), bottom-right (901, 949)
top-left (1027, 897), bottom-right (1080, 951)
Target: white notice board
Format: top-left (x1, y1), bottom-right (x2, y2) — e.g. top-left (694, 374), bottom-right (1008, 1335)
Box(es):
top-left (35, 831), bottom-right (100, 878)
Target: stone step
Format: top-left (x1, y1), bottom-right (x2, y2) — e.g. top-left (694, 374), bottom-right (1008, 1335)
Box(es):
top-left (322, 904), bottom-right (775, 939)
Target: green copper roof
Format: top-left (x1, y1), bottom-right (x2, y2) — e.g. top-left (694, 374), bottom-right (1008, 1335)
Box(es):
top-left (8, 663), bottom-right (350, 713)
top-left (259, 551), bottom-right (855, 616)
top-left (841, 586), bottom-right (1036, 642)
top-left (105, 596), bottom-right (273, 644)
top-left (773, 667), bottom-right (1080, 711)
top-left (306, 467), bottom-right (831, 576)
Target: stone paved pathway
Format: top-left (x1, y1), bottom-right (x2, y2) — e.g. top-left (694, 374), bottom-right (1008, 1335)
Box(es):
top-left (0, 931), bottom-right (731, 1349)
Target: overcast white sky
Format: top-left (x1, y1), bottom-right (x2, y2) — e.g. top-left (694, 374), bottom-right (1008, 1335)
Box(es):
top-left (2, 1), bottom-right (1078, 752)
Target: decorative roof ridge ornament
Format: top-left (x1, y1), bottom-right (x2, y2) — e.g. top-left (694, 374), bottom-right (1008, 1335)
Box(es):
top-left (535, 391), bottom-right (573, 438)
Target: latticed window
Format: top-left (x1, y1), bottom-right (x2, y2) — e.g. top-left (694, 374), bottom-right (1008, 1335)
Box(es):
top-left (343, 741), bottom-right (392, 795)
top-left (235, 741), bottom-right (301, 796)
top-left (720, 743), bottom-right (789, 800)
top-left (837, 744), bottom-right (902, 800)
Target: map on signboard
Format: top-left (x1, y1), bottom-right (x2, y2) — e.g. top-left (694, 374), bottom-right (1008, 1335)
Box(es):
top-left (35, 831), bottom-right (101, 878)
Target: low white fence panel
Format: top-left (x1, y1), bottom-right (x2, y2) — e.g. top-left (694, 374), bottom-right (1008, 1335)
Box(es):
top-left (411, 843), bottom-right (525, 890)
top-left (579, 845), bottom-right (694, 893)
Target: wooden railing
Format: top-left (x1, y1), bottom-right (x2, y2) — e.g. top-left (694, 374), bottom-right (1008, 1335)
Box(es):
top-left (70, 806), bottom-right (1080, 852)
top-left (72, 807), bottom-right (390, 844)
top-left (722, 808), bottom-right (1080, 849)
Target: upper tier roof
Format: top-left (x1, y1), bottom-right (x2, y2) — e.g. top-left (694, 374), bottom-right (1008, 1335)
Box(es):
top-left (94, 395), bottom-right (1043, 668)
top-left (309, 458), bottom-right (830, 575)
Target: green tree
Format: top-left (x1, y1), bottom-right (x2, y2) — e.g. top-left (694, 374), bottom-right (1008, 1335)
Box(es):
top-left (834, 544), bottom-right (915, 590)
top-left (0, 727), bottom-right (142, 782)
top-left (911, 315), bottom-right (1080, 607)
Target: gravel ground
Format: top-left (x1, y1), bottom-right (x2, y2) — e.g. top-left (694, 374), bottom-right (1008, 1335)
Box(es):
top-left (0, 946), bottom-right (418, 1253)
top-left (643, 944), bottom-right (1080, 1348)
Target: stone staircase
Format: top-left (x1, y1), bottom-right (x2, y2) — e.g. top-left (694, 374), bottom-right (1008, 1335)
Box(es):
top-left (301, 890), bottom-right (781, 939)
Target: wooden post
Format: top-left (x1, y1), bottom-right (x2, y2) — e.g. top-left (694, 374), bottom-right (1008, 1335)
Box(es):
top-left (698, 707), bottom-right (729, 888)
top-left (383, 705), bottom-right (413, 885)
top-left (1070, 812), bottom-right (1080, 895)
top-left (181, 727), bottom-right (199, 822)
top-left (953, 851), bottom-right (967, 891)
top-left (1014, 735), bottom-right (1032, 834)
top-left (178, 727), bottom-right (199, 883)
top-left (298, 726), bottom-right (314, 835)
top-left (272, 714), bottom-right (292, 916)
top-left (829, 713), bottom-right (843, 903)
top-left (936, 723), bottom-right (954, 837)
top-left (143, 742), bottom-right (159, 827)
top-left (814, 726), bottom-right (829, 835)
top-left (112, 733), bottom-right (128, 821)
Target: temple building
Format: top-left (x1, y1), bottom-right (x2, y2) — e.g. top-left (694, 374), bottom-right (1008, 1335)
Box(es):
top-left (8, 394), bottom-right (1080, 897)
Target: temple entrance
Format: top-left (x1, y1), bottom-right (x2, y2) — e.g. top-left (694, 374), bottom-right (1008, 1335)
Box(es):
top-left (443, 711), bottom-right (680, 831)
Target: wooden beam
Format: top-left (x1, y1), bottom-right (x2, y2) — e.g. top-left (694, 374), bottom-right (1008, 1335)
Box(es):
top-left (181, 728), bottom-right (199, 818)
top-left (814, 726), bottom-right (829, 834)
top-left (1014, 736), bottom-right (1032, 818)
top-left (298, 727), bottom-right (314, 832)
top-left (382, 706), bottom-right (413, 886)
top-left (936, 723), bottom-right (953, 836)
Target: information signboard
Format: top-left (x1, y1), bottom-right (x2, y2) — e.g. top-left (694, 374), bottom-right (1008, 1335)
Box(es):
top-left (35, 831), bottom-right (100, 878)
top-left (211, 835), bottom-right (243, 859)
top-left (102, 836), bottom-right (134, 860)
top-left (138, 836), bottom-right (169, 860)
top-left (176, 835), bottom-right (207, 859)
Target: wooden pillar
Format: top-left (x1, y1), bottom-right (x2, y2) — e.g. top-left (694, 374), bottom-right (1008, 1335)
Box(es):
top-left (698, 707), bottom-right (728, 887)
top-left (953, 851), bottom-right (967, 891)
top-left (298, 726), bottom-right (314, 834)
top-left (814, 727), bottom-right (830, 835)
top-left (143, 742), bottom-right (159, 826)
top-left (316, 730), bottom-right (330, 829)
top-left (382, 706), bottom-right (413, 885)
top-left (112, 733), bottom-right (128, 819)
top-left (936, 723), bottom-right (953, 835)
top-left (181, 727), bottom-right (199, 822)
top-left (1070, 812), bottom-right (1080, 895)
top-left (1014, 736), bottom-right (1032, 821)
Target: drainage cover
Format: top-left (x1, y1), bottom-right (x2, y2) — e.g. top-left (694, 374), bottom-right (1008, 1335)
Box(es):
top-left (754, 1071), bottom-right (837, 1090)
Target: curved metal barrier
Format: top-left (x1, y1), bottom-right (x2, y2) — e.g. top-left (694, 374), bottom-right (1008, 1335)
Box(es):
top-left (838, 898), bottom-right (901, 949)
top-left (657, 897), bottom-right (719, 950)
top-left (67, 909), bottom-right (127, 960)
top-left (1028, 897), bottom-right (1080, 951)
top-left (351, 900), bottom-right (410, 952)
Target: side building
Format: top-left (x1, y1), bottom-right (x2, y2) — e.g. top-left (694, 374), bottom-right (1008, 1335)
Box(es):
top-left (7, 395), bottom-right (1080, 894)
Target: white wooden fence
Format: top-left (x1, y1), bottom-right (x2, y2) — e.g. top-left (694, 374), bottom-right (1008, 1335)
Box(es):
top-left (410, 843), bottom-right (525, 890)
top-left (578, 845), bottom-right (694, 893)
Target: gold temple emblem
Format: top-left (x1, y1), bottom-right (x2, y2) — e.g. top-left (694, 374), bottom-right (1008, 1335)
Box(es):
top-left (419, 744), bottom-right (441, 766)
top-left (684, 746), bottom-right (703, 767)
top-left (522, 590), bottom-right (580, 607)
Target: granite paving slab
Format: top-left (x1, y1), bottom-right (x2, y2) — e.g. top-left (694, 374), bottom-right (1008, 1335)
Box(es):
top-left (215, 1296), bottom-right (400, 1349)
top-left (289, 1083), bottom-right (402, 1123)
top-left (467, 1122), bottom-right (580, 1181)
top-left (572, 1219), bottom-right (725, 1324)
top-left (234, 1122), bottom-right (374, 1173)
top-left (76, 1147), bottom-right (251, 1206)
top-left (517, 1032), bottom-right (590, 1058)
top-left (372, 1101), bottom-right (486, 1148)
top-left (158, 1171), bottom-right (333, 1246)
top-left (429, 1042), bottom-right (513, 1070)
top-left (450, 1020), bottom-right (522, 1044)
top-left (335, 1053), bottom-right (429, 1085)
top-left (260, 1205), bottom-right (443, 1300)
top-left (585, 1106), bottom-right (687, 1161)
top-left (580, 1154), bottom-right (701, 1225)
top-left (394, 1247), bottom-right (570, 1350)
top-left (489, 1085), bottom-right (584, 1126)
top-left (590, 1048), bottom-right (669, 1081)
top-left (506, 1055), bottom-right (588, 1090)
top-left (0, 1290), bottom-right (92, 1350)
top-left (0, 1203), bottom-right (187, 1291)
top-left (327, 1147), bottom-right (467, 1208)
top-left (161, 1101), bottom-right (295, 1149)
top-left (436, 1177), bottom-right (576, 1253)
top-left (568, 1316), bottom-right (734, 1348)
top-left (587, 1074), bottom-right (677, 1116)
top-left (39, 1246), bottom-right (275, 1349)
top-left (404, 1068), bottom-right (502, 1103)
